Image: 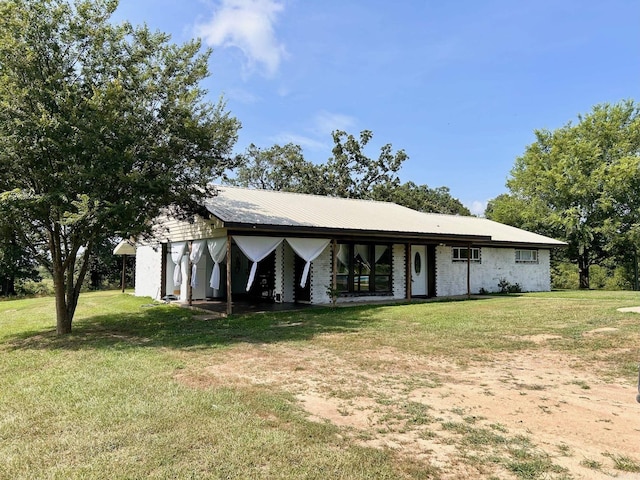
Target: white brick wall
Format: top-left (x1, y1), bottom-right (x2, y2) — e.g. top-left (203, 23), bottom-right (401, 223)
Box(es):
top-left (392, 243), bottom-right (406, 300)
top-left (435, 246), bottom-right (551, 296)
top-left (283, 243), bottom-right (296, 303)
top-left (310, 244), bottom-right (332, 303)
top-left (135, 245), bottom-right (163, 300)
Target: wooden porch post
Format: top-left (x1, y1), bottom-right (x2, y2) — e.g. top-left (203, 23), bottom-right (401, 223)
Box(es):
top-left (120, 255), bottom-right (127, 293)
top-left (226, 235), bottom-right (233, 315)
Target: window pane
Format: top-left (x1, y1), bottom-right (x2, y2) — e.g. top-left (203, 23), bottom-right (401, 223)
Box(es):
top-left (375, 275), bottom-right (391, 292)
top-left (353, 245), bottom-right (371, 292)
top-left (374, 245), bottom-right (391, 274)
top-left (335, 244), bottom-right (350, 291)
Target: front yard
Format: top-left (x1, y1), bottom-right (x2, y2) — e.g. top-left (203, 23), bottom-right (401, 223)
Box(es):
top-left (1, 290), bottom-right (639, 479)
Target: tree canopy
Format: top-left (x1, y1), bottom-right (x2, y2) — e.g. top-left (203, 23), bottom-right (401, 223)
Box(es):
top-left (0, 0), bottom-right (240, 333)
top-left (486, 100), bottom-right (640, 288)
top-left (232, 131), bottom-right (470, 215)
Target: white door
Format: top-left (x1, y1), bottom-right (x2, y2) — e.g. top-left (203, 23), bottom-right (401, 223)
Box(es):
top-left (411, 245), bottom-right (427, 296)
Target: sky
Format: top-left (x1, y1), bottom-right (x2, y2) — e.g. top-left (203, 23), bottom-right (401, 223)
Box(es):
top-left (112, 0), bottom-right (640, 215)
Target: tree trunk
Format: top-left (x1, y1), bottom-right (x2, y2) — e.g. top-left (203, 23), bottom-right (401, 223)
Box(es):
top-left (53, 268), bottom-right (72, 334)
top-left (578, 254), bottom-right (590, 289)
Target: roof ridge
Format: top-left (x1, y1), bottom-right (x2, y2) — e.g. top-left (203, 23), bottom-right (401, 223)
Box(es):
top-left (213, 184), bottom-right (406, 207)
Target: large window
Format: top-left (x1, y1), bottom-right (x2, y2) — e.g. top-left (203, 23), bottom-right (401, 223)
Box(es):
top-left (515, 249), bottom-right (538, 263)
top-left (335, 243), bottom-right (392, 294)
top-left (452, 246), bottom-right (481, 262)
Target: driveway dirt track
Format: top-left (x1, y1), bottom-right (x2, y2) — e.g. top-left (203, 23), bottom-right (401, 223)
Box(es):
top-left (177, 338), bottom-right (640, 479)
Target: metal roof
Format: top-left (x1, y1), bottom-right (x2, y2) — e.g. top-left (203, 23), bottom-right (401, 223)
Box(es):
top-left (204, 185), bottom-right (566, 247)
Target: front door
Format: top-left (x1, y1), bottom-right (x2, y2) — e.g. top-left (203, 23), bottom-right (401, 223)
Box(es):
top-left (411, 245), bottom-right (427, 297)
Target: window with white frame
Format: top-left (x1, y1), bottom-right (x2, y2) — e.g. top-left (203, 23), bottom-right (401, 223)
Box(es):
top-left (452, 246), bottom-right (481, 262)
top-left (515, 249), bottom-right (538, 263)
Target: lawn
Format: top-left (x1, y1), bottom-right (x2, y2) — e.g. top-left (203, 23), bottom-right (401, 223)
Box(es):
top-left (1, 290), bottom-right (639, 479)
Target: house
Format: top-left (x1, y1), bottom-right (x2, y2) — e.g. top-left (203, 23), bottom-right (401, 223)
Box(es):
top-left (134, 185), bottom-right (565, 312)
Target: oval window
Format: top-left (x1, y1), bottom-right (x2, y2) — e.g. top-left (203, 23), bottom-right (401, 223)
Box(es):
top-left (414, 251), bottom-right (422, 275)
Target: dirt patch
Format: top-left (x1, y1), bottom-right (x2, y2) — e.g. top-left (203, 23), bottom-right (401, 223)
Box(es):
top-left (176, 343), bottom-right (640, 478)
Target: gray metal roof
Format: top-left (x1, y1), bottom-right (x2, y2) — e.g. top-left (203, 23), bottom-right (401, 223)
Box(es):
top-left (205, 185), bottom-right (566, 247)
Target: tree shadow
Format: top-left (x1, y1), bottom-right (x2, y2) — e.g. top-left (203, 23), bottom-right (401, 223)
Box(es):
top-left (3, 303), bottom-right (387, 352)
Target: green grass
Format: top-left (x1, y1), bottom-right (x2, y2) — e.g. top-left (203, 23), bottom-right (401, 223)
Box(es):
top-left (1, 289), bottom-right (639, 479)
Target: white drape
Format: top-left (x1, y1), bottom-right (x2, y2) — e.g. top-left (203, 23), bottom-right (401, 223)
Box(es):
top-left (189, 240), bottom-right (207, 288)
top-left (170, 241), bottom-right (187, 286)
top-left (337, 244), bottom-right (349, 267)
top-left (375, 245), bottom-right (389, 263)
top-left (233, 236), bottom-right (283, 291)
top-left (286, 238), bottom-right (330, 288)
top-left (207, 238), bottom-right (227, 290)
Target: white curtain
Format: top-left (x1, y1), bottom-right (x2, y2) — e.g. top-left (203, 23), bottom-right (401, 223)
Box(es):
top-left (355, 244), bottom-right (371, 268)
top-left (286, 238), bottom-right (330, 288)
top-left (375, 245), bottom-right (389, 263)
top-left (169, 241), bottom-right (187, 286)
top-left (233, 236), bottom-right (283, 291)
top-left (207, 238), bottom-right (227, 290)
top-left (337, 244), bottom-right (349, 267)
top-left (189, 240), bottom-right (207, 288)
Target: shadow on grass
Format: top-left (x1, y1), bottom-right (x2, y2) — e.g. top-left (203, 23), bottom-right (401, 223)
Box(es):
top-left (4, 303), bottom-right (388, 352)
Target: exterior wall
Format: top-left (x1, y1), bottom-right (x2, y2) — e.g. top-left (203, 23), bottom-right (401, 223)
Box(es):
top-left (435, 246), bottom-right (551, 296)
top-left (274, 242), bottom-right (297, 303)
top-left (135, 245), bottom-right (163, 300)
top-left (310, 244), bottom-right (332, 304)
top-left (283, 243), bottom-right (296, 303)
top-left (392, 243), bottom-right (406, 300)
top-left (150, 214), bottom-right (225, 243)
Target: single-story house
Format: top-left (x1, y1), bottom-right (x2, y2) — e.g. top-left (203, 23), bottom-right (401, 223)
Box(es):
top-left (134, 185), bottom-right (565, 312)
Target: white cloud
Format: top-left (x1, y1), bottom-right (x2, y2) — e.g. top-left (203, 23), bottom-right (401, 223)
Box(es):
top-left (196, 0), bottom-right (287, 77)
top-left (271, 132), bottom-right (328, 151)
top-left (313, 110), bottom-right (357, 136)
top-left (467, 200), bottom-right (488, 217)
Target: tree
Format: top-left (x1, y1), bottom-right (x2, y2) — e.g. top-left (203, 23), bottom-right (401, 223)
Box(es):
top-left (0, 224), bottom-right (41, 296)
top-left (325, 130), bottom-right (407, 199)
top-left (0, 0), bottom-right (240, 333)
top-left (232, 143), bottom-right (326, 194)
top-left (372, 181), bottom-right (471, 216)
top-left (487, 101), bottom-right (640, 288)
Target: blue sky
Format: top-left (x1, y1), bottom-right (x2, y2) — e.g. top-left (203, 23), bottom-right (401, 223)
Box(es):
top-left (113, 0), bottom-right (640, 215)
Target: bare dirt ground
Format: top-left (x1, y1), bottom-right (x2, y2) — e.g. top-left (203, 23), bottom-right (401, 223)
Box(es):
top-left (176, 333), bottom-right (640, 479)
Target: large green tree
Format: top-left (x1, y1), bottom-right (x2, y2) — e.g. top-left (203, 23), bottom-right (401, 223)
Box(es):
top-left (371, 181), bottom-right (470, 216)
top-left (0, 0), bottom-right (240, 333)
top-left (231, 143), bottom-right (326, 194)
top-left (487, 101), bottom-right (640, 288)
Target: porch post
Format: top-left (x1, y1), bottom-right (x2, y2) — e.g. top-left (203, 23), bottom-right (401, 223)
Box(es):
top-left (226, 234), bottom-right (233, 315)
top-left (121, 254), bottom-right (127, 293)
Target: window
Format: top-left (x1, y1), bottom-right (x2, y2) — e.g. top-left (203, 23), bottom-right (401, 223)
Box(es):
top-left (515, 249), bottom-right (538, 263)
top-left (452, 246), bottom-right (481, 262)
top-left (335, 243), bottom-right (392, 294)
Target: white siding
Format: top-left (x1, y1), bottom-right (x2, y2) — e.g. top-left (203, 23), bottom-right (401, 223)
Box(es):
top-left (435, 246), bottom-right (552, 296)
top-left (135, 245), bottom-right (162, 300)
